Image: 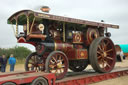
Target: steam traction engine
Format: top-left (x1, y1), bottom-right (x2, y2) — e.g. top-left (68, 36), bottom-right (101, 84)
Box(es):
top-left (8, 10), bottom-right (119, 79)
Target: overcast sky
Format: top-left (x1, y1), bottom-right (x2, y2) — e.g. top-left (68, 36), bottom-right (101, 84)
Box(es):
top-left (0, 0), bottom-right (128, 51)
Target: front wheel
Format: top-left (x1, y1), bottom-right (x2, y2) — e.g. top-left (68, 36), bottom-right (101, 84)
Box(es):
top-left (45, 51), bottom-right (68, 80)
top-left (89, 37), bottom-right (116, 73)
top-left (25, 52), bottom-right (45, 72)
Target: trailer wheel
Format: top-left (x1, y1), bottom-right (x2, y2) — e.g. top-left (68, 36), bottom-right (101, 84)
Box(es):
top-left (45, 51), bottom-right (68, 79)
top-left (2, 82), bottom-right (16, 85)
top-left (69, 60), bottom-right (88, 72)
top-left (84, 27), bottom-right (99, 46)
top-left (89, 37), bottom-right (116, 72)
top-left (25, 52), bottom-right (45, 72)
top-left (31, 77), bottom-right (48, 85)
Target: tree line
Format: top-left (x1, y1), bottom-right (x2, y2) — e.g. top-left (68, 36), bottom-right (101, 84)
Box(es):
top-left (0, 46), bottom-right (32, 59)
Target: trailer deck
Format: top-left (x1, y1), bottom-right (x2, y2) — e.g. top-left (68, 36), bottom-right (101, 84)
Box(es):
top-left (56, 67), bottom-right (128, 85)
top-left (0, 66), bottom-right (128, 85)
top-left (0, 71), bottom-right (56, 85)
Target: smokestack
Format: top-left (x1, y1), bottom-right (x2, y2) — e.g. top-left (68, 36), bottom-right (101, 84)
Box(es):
top-left (40, 6), bottom-right (50, 13)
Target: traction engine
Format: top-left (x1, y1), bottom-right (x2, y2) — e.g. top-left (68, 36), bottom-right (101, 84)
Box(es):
top-left (7, 10), bottom-right (119, 79)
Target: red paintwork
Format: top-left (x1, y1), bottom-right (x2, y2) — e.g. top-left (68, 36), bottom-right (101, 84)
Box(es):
top-left (67, 49), bottom-right (88, 60)
top-left (76, 49), bottom-right (88, 59)
top-left (0, 71), bottom-right (56, 85)
top-left (0, 68), bottom-right (128, 85)
top-left (0, 71), bottom-right (34, 78)
top-left (17, 37), bottom-right (36, 46)
top-left (56, 69), bottom-right (128, 85)
top-left (18, 37), bottom-right (26, 43)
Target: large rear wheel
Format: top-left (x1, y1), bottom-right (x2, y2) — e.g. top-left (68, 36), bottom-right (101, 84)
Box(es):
top-left (45, 51), bottom-right (68, 79)
top-left (89, 37), bottom-right (116, 72)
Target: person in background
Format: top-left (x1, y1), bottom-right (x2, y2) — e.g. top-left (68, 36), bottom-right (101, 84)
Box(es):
top-left (0, 56), bottom-right (2, 72)
top-left (120, 50), bottom-right (125, 60)
top-left (1, 54), bottom-right (7, 72)
top-left (8, 54), bottom-right (16, 72)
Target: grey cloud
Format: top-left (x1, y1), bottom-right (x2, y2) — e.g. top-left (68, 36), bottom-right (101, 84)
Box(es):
top-left (0, 0), bottom-right (128, 50)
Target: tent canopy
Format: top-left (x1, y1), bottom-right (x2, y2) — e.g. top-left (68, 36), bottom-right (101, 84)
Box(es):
top-left (119, 44), bottom-right (128, 53)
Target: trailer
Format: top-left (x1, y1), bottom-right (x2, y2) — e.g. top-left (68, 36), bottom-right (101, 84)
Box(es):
top-left (0, 66), bottom-right (128, 85)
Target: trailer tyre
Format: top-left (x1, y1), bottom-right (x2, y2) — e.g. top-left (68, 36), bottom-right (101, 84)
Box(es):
top-left (31, 77), bottom-right (48, 85)
top-left (2, 82), bottom-right (16, 85)
top-left (89, 37), bottom-right (116, 73)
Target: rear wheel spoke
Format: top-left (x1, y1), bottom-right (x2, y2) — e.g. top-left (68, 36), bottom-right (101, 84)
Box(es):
top-left (98, 56), bottom-right (102, 59)
top-left (105, 41), bottom-right (109, 47)
top-left (101, 41), bottom-right (105, 51)
top-left (106, 49), bottom-right (113, 53)
top-left (98, 45), bottom-right (103, 52)
top-left (105, 56), bottom-right (113, 60)
top-left (105, 61), bottom-right (111, 67)
top-left (97, 51), bottom-right (102, 55)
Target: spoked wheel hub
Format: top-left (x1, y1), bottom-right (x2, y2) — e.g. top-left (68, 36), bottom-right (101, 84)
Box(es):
top-left (89, 37), bottom-right (116, 72)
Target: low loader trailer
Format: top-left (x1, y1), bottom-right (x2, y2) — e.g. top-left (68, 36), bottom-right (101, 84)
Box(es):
top-left (2, 9), bottom-right (124, 85)
top-left (0, 67), bottom-right (128, 85)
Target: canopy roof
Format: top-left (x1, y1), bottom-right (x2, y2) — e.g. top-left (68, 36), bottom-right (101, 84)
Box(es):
top-left (8, 10), bottom-right (119, 29)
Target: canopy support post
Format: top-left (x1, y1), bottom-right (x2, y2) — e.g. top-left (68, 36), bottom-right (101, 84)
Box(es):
top-left (27, 16), bottom-right (29, 35)
top-left (16, 19), bottom-right (18, 37)
top-left (63, 22), bottom-right (65, 42)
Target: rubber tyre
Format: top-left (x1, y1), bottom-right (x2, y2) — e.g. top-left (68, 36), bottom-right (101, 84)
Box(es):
top-left (31, 77), bottom-right (48, 85)
top-left (2, 82), bottom-right (16, 85)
